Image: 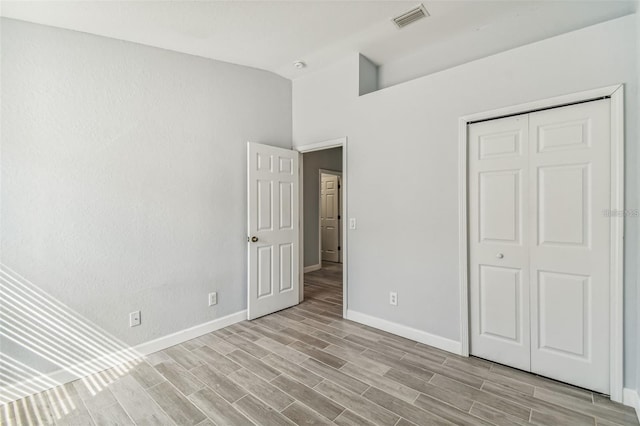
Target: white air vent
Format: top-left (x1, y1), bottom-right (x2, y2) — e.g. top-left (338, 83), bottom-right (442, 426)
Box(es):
top-left (392, 4), bottom-right (429, 29)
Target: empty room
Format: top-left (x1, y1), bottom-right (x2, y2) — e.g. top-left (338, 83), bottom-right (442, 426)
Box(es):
top-left (1, 1), bottom-right (640, 425)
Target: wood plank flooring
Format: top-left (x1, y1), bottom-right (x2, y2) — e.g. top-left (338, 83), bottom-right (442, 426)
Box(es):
top-left (2, 262), bottom-right (638, 425)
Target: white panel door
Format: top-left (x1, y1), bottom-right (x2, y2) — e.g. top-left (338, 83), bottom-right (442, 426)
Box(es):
top-left (529, 100), bottom-right (610, 393)
top-left (321, 173), bottom-right (340, 263)
top-left (469, 114), bottom-right (531, 371)
top-left (469, 99), bottom-right (612, 394)
top-left (247, 142), bottom-right (299, 320)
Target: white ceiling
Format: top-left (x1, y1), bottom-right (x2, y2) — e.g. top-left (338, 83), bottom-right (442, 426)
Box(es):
top-left (1, 1), bottom-right (636, 80)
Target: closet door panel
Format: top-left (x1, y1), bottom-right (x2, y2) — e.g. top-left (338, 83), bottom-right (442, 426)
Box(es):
top-left (469, 115), bottom-right (530, 371)
top-left (529, 100), bottom-right (611, 394)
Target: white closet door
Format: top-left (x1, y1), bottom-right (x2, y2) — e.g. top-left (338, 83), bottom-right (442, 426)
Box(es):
top-left (469, 114), bottom-right (531, 371)
top-left (529, 100), bottom-right (610, 394)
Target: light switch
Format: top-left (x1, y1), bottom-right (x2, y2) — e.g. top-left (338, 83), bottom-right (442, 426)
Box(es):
top-left (209, 292), bottom-right (218, 306)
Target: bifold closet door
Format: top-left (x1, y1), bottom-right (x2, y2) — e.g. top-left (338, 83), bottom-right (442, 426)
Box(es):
top-left (469, 99), bottom-right (611, 394)
top-left (469, 114), bottom-right (531, 371)
top-left (528, 100), bottom-right (610, 394)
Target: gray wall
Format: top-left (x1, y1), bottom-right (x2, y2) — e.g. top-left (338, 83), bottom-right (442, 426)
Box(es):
top-left (303, 148), bottom-right (342, 267)
top-left (0, 18), bottom-right (292, 378)
top-left (358, 55), bottom-right (379, 96)
top-left (293, 15), bottom-right (639, 388)
top-left (636, 7), bottom-right (640, 400)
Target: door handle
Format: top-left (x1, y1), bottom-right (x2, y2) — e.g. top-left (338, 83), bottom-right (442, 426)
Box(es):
top-left (248, 236), bottom-right (259, 243)
top-left (496, 253), bottom-right (504, 259)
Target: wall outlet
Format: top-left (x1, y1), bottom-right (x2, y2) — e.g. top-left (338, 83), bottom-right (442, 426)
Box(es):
top-left (389, 292), bottom-right (398, 306)
top-left (129, 311), bottom-right (141, 327)
top-left (349, 218), bottom-right (357, 229)
top-left (208, 292), bottom-right (218, 306)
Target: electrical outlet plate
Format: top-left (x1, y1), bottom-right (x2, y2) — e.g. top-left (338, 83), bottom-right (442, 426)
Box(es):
top-left (208, 292), bottom-right (218, 306)
top-left (390, 292), bottom-right (398, 306)
top-left (129, 311), bottom-right (141, 327)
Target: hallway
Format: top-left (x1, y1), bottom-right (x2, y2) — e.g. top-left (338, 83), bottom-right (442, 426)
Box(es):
top-left (303, 261), bottom-right (343, 310)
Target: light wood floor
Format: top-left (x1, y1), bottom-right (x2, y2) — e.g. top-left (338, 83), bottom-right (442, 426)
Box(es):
top-left (2, 262), bottom-right (638, 425)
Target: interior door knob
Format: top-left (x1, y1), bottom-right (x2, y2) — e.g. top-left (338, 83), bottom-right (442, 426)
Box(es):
top-left (496, 253), bottom-right (504, 259)
top-left (250, 236), bottom-right (259, 243)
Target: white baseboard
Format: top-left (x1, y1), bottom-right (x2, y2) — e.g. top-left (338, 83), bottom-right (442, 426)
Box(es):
top-left (623, 388), bottom-right (640, 422)
top-left (304, 264), bottom-right (321, 273)
top-left (0, 310), bottom-right (247, 404)
top-left (346, 309), bottom-right (462, 355)
top-left (135, 310), bottom-right (247, 355)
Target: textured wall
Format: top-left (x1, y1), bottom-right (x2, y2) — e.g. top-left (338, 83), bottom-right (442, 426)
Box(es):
top-left (302, 148), bottom-right (342, 267)
top-left (636, 7), bottom-right (640, 400)
top-left (0, 18), bottom-right (292, 378)
top-left (293, 15), bottom-right (639, 387)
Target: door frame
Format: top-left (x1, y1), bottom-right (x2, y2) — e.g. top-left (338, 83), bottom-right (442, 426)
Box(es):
top-left (297, 137), bottom-right (348, 318)
top-left (318, 169), bottom-right (343, 265)
top-left (457, 85), bottom-right (625, 402)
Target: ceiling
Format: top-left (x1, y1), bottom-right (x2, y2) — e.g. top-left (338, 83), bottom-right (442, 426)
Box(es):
top-left (1, 1), bottom-right (636, 80)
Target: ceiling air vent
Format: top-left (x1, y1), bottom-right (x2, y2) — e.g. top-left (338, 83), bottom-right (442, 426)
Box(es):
top-left (392, 4), bottom-right (429, 29)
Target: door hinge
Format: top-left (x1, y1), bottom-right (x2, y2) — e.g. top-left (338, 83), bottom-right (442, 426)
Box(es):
top-left (338, 246), bottom-right (341, 250)
top-left (338, 215), bottom-right (341, 220)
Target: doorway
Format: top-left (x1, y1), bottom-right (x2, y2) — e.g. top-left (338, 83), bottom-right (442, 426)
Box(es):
top-left (297, 138), bottom-right (347, 317)
top-left (246, 138), bottom-right (347, 321)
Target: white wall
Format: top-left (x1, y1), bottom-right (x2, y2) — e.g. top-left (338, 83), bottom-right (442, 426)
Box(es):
top-left (293, 15), bottom-right (639, 387)
top-left (0, 18), bottom-right (292, 378)
top-left (376, 6), bottom-right (635, 91)
top-left (302, 148), bottom-right (342, 267)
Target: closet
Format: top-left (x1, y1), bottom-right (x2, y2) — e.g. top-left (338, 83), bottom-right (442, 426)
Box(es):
top-left (468, 99), bottom-right (611, 394)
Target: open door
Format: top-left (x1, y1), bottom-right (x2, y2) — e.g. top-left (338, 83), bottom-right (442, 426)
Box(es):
top-left (247, 142), bottom-right (300, 320)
